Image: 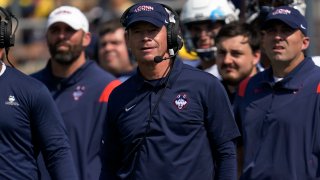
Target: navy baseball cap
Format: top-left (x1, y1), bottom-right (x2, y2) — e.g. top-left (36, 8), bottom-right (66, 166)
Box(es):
top-left (263, 6), bottom-right (308, 35)
top-left (121, 2), bottom-right (169, 29)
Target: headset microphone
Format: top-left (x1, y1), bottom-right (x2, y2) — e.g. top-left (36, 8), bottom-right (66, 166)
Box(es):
top-left (154, 49), bottom-right (178, 63)
top-left (153, 54), bottom-right (174, 63)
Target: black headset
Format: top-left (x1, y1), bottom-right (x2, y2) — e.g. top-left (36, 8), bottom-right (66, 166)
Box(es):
top-left (120, 3), bottom-right (183, 54)
top-left (0, 7), bottom-right (17, 49)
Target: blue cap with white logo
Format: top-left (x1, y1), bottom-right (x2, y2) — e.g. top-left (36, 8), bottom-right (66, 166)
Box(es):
top-left (121, 2), bottom-right (169, 29)
top-left (263, 6), bottom-right (308, 35)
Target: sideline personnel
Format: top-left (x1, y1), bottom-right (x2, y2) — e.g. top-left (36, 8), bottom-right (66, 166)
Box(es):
top-left (100, 2), bottom-right (240, 180)
top-left (0, 7), bottom-right (77, 179)
top-left (234, 6), bottom-right (320, 179)
top-left (31, 6), bottom-right (121, 180)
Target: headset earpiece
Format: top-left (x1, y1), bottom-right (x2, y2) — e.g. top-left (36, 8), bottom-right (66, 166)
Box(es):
top-left (0, 7), bottom-right (15, 49)
top-left (162, 4), bottom-right (183, 54)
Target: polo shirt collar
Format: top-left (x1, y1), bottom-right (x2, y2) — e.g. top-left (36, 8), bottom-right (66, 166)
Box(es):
top-left (43, 60), bottom-right (93, 87)
top-left (261, 57), bottom-right (316, 90)
top-left (134, 59), bottom-right (183, 90)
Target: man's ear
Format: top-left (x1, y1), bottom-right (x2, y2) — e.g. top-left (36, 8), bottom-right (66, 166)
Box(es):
top-left (301, 36), bottom-right (310, 51)
top-left (82, 32), bottom-right (92, 47)
top-left (252, 50), bottom-right (261, 66)
top-left (0, 49), bottom-right (4, 60)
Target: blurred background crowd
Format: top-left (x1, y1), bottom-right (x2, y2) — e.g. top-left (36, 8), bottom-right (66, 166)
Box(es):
top-left (1, 0), bottom-right (319, 74)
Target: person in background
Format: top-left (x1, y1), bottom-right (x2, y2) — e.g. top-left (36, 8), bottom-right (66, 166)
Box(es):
top-left (215, 21), bottom-right (261, 104)
top-left (0, 7), bottom-right (77, 179)
top-left (234, 6), bottom-right (320, 179)
top-left (31, 5), bottom-right (121, 180)
top-left (98, 18), bottom-right (136, 82)
top-left (180, 0), bottom-right (239, 79)
top-left (100, 2), bottom-right (240, 180)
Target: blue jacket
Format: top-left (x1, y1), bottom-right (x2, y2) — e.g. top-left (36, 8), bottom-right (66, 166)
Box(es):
top-left (0, 63), bottom-right (77, 179)
top-left (32, 60), bottom-right (121, 180)
top-left (235, 57), bottom-right (320, 179)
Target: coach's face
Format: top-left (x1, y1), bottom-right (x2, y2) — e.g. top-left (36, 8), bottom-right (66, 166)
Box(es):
top-left (46, 22), bottom-right (90, 65)
top-left (126, 22), bottom-right (169, 64)
top-left (262, 21), bottom-right (309, 65)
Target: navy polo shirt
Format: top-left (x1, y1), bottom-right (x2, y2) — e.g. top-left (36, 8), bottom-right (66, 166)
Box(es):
top-left (32, 60), bottom-right (120, 180)
top-left (100, 59), bottom-right (240, 180)
top-left (235, 57), bottom-right (320, 179)
top-left (0, 64), bottom-right (77, 179)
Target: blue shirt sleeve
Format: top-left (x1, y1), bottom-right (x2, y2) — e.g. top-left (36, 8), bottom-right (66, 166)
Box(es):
top-left (99, 98), bottom-right (122, 180)
top-left (31, 85), bottom-right (78, 180)
top-left (205, 79), bottom-right (240, 146)
top-left (214, 140), bottom-right (237, 180)
top-left (205, 79), bottom-right (240, 179)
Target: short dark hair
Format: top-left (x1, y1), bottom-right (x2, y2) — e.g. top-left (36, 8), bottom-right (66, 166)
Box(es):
top-left (98, 18), bottom-right (123, 37)
top-left (215, 22), bottom-right (261, 53)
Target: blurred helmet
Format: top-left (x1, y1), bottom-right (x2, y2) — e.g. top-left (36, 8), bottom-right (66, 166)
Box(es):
top-left (290, 0), bottom-right (306, 15)
top-left (180, 0), bottom-right (239, 25)
top-left (180, 0), bottom-right (239, 61)
top-left (246, 0), bottom-right (306, 24)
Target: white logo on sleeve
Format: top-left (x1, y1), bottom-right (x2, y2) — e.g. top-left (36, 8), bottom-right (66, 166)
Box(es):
top-left (5, 95), bottom-right (19, 106)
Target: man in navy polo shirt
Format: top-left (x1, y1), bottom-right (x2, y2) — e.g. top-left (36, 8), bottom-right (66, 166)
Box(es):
top-left (0, 7), bottom-right (77, 179)
top-left (100, 2), bottom-right (240, 180)
top-left (234, 6), bottom-right (320, 179)
top-left (31, 6), bottom-right (121, 180)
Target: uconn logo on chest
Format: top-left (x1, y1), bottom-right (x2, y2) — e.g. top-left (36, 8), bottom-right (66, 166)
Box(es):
top-left (72, 85), bottom-right (86, 101)
top-left (174, 93), bottom-right (188, 110)
top-left (5, 95), bottom-right (19, 106)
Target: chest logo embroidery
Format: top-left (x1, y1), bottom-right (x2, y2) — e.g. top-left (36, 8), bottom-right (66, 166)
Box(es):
top-left (5, 95), bottom-right (19, 106)
top-left (73, 85), bottom-right (86, 101)
top-left (125, 104), bottom-right (136, 112)
top-left (174, 93), bottom-right (188, 110)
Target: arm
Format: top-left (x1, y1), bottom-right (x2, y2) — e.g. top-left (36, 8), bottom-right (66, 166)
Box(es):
top-left (205, 79), bottom-right (240, 180)
top-left (214, 140), bottom-right (237, 180)
top-left (31, 85), bottom-right (78, 180)
top-left (99, 93), bottom-right (122, 180)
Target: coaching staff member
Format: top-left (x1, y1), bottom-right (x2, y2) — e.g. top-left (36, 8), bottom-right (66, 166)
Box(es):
top-left (234, 6), bottom-right (320, 179)
top-left (100, 2), bottom-right (240, 180)
top-left (31, 6), bottom-right (121, 180)
top-left (0, 7), bottom-right (77, 179)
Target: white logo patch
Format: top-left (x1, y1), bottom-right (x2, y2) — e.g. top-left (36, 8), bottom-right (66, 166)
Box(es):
top-left (5, 95), bottom-right (19, 106)
top-left (174, 93), bottom-right (188, 110)
top-left (73, 85), bottom-right (86, 101)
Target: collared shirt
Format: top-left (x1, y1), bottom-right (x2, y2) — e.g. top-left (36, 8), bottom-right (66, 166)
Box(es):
top-left (0, 63), bottom-right (77, 179)
top-left (100, 59), bottom-right (240, 180)
top-left (235, 57), bottom-right (320, 179)
top-left (32, 60), bottom-right (120, 180)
